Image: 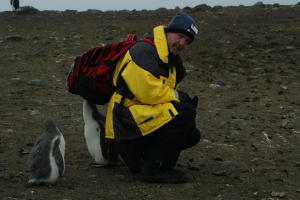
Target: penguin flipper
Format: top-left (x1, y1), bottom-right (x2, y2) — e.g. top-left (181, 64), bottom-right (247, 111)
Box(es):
top-left (53, 138), bottom-right (65, 177)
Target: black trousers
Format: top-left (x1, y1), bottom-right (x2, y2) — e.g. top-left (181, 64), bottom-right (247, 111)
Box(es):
top-left (117, 102), bottom-right (201, 173)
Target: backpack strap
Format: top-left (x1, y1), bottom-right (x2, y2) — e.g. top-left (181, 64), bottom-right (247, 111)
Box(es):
top-left (126, 34), bottom-right (138, 42)
top-left (140, 38), bottom-right (155, 46)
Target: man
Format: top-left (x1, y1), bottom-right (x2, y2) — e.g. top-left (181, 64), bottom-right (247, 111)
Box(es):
top-left (105, 11), bottom-right (201, 183)
top-left (10, 0), bottom-right (20, 11)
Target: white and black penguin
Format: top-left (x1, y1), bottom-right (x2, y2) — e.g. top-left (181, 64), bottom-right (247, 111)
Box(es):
top-left (83, 100), bottom-right (119, 167)
top-left (10, 0), bottom-right (20, 11)
top-left (27, 118), bottom-right (65, 186)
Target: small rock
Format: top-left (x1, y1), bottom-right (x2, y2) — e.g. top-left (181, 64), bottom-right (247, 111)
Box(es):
top-left (286, 46), bottom-right (295, 50)
top-left (62, 115), bottom-right (72, 118)
top-left (11, 77), bottom-right (21, 81)
top-left (212, 170), bottom-right (227, 176)
top-left (281, 119), bottom-right (294, 129)
top-left (293, 130), bottom-right (300, 134)
top-left (185, 63), bottom-right (195, 73)
top-left (5, 35), bottom-right (24, 42)
top-left (105, 36), bottom-right (114, 40)
top-left (30, 110), bottom-right (40, 115)
top-left (73, 35), bottom-right (83, 39)
top-left (271, 191), bottom-right (286, 198)
top-left (27, 79), bottom-right (44, 86)
top-left (6, 129), bottom-right (14, 133)
top-left (215, 80), bottom-right (227, 86)
top-left (18, 147), bottom-right (30, 155)
top-left (273, 158), bottom-right (286, 163)
top-left (187, 165), bottom-right (200, 171)
top-left (280, 85), bottom-right (288, 90)
top-left (213, 157), bottom-right (224, 162)
top-left (209, 83), bottom-right (220, 88)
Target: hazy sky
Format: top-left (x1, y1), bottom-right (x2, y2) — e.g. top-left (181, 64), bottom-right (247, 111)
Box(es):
top-left (1, 0), bottom-right (299, 11)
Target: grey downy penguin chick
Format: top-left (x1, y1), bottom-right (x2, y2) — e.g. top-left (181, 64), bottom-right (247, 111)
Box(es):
top-left (27, 118), bottom-right (65, 186)
top-left (83, 100), bottom-right (119, 167)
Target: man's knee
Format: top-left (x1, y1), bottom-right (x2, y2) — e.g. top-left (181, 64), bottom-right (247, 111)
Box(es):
top-left (184, 128), bottom-right (201, 149)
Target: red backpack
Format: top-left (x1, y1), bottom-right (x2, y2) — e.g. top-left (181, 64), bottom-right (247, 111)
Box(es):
top-left (66, 34), bottom-right (154, 105)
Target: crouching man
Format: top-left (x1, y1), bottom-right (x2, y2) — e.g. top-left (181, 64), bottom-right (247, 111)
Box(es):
top-left (105, 11), bottom-right (201, 183)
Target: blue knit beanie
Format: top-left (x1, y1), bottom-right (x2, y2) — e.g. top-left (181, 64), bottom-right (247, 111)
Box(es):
top-left (165, 12), bottom-right (198, 42)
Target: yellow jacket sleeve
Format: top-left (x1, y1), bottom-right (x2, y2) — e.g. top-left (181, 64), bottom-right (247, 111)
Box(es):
top-left (121, 60), bottom-right (180, 105)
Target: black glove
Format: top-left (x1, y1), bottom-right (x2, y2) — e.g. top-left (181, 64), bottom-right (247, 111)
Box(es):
top-left (178, 91), bottom-right (198, 108)
top-left (178, 90), bottom-right (192, 103)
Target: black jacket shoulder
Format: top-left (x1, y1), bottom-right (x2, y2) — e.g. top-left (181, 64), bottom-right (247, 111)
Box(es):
top-left (129, 41), bottom-right (161, 78)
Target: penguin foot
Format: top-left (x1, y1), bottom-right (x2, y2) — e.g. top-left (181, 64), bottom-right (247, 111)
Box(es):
top-left (107, 160), bottom-right (125, 167)
top-left (25, 181), bottom-right (47, 187)
top-left (25, 180), bottom-right (62, 187)
top-left (91, 160), bottom-right (124, 168)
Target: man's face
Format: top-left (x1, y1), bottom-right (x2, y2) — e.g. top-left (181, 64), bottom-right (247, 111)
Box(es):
top-left (166, 32), bottom-right (191, 55)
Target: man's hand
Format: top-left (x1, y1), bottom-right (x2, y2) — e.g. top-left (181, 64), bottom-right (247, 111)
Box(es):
top-left (178, 91), bottom-right (198, 108)
top-left (177, 90), bottom-right (191, 103)
top-left (175, 90), bottom-right (198, 108)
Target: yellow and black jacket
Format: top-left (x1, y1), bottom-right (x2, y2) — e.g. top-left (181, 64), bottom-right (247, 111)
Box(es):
top-left (105, 25), bottom-right (186, 140)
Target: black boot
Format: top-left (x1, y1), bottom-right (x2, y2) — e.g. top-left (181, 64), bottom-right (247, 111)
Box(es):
top-left (139, 159), bottom-right (187, 183)
top-left (139, 166), bottom-right (187, 183)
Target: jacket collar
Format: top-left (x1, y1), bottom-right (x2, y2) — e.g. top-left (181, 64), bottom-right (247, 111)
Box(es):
top-left (153, 25), bottom-right (169, 63)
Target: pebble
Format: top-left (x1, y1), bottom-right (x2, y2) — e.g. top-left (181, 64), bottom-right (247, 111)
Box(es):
top-left (62, 115), bottom-right (72, 118)
top-left (212, 170), bottom-right (227, 176)
top-left (215, 80), bottom-right (227, 86)
top-left (273, 158), bottom-right (286, 163)
top-left (30, 110), bottom-right (40, 115)
top-left (27, 79), bottom-right (44, 86)
top-left (293, 130), bottom-right (300, 134)
top-left (6, 129), bottom-right (14, 133)
top-left (11, 77), bottom-right (21, 81)
top-left (209, 83), bottom-right (221, 88)
top-left (280, 85), bottom-right (288, 90)
top-left (271, 191), bottom-right (286, 198)
top-left (281, 119), bottom-right (294, 129)
top-left (286, 45), bottom-right (295, 50)
top-left (5, 35), bottom-right (24, 41)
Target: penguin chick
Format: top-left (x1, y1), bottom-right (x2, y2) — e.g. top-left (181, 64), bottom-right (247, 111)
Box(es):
top-left (27, 118), bottom-right (65, 186)
top-left (83, 100), bottom-right (108, 166)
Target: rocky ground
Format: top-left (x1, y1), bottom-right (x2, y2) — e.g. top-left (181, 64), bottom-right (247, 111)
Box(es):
top-left (0, 4), bottom-right (300, 200)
